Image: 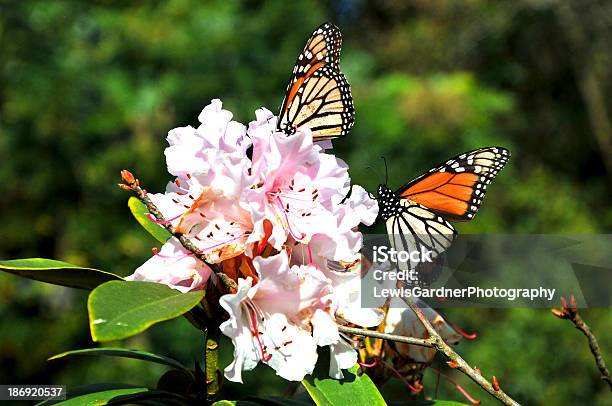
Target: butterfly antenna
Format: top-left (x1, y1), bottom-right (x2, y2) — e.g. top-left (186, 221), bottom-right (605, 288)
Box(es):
top-left (381, 156), bottom-right (388, 185)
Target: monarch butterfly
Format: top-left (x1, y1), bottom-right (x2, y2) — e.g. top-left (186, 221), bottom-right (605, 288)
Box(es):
top-left (277, 22), bottom-right (354, 141)
top-left (377, 147), bottom-right (510, 275)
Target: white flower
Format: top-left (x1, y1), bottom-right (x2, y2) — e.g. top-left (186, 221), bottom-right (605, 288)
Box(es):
top-left (165, 99), bottom-right (250, 177)
top-left (125, 239), bottom-right (212, 292)
top-left (243, 108), bottom-right (351, 250)
top-left (220, 252), bottom-right (328, 382)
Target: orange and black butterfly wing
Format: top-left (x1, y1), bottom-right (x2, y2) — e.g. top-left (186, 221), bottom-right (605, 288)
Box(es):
top-left (397, 147), bottom-right (510, 221)
top-left (277, 22), bottom-right (354, 141)
top-left (384, 197), bottom-right (457, 275)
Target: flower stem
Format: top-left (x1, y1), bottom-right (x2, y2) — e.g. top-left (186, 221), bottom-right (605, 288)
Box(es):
top-left (205, 327), bottom-right (221, 402)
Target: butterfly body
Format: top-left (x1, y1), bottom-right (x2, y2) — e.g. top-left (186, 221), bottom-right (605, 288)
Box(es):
top-left (376, 184), bottom-right (403, 221)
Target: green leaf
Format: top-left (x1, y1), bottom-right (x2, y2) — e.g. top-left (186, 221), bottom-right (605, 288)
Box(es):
top-left (128, 196), bottom-right (172, 243)
top-left (88, 281), bottom-right (204, 342)
top-left (302, 362), bottom-right (386, 406)
top-left (40, 387), bottom-right (191, 406)
top-left (0, 258), bottom-right (122, 290)
top-left (48, 347), bottom-right (189, 373)
top-left (212, 398), bottom-right (314, 406)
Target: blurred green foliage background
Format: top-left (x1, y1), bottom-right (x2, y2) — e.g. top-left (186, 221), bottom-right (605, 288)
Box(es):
top-left (1, 1), bottom-right (611, 404)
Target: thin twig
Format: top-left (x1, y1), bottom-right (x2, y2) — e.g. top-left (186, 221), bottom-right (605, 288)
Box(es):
top-left (552, 295), bottom-right (612, 390)
top-left (338, 325), bottom-right (435, 348)
top-left (119, 170), bottom-right (237, 291)
top-left (405, 298), bottom-right (520, 406)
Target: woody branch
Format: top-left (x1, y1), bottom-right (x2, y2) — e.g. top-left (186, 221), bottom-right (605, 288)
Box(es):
top-left (552, 295), bottom-right (612, 390)
top-left (338, 305), bottom-right (521, 405)
top-left (119, 170), bottom-right (237, 292)
top-left (402, 299), bottom-right (520, 406)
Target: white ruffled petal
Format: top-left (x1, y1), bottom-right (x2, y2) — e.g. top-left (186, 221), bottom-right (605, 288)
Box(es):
top-left (312, 309), bottom-right (339, 346)
top-left (329, 339), bottom-right (358, 379)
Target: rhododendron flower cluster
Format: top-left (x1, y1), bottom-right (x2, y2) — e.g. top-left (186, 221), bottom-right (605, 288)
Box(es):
top-left (127, 99), bottom-right (383, 382)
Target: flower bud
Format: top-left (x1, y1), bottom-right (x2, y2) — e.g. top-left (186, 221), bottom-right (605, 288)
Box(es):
top-left (120, 169), bottom-right (137, 186)
top-left (492, 375), bottom-right (500, 391)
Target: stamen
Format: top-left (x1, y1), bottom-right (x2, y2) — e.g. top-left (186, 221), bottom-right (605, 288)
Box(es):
top-left (249, 306), bottom-right (272, 363)
top-left (358, 358), bottom-right (379, 368)
top-left (199, 234), bottom-right (245, 253)
top-left (146, 212), bottom-right (182, 224)
top-left (430, 367), bottom-right (481, 405)
top-left (437, 311), bottom-right (478, 339)
top-left (276, 197), bottom-right (306, 240)
top-left (307, 242), bottom-right (313, 265)
top-left (455, 385), bottom-right (481, 405)
top-left (380, 361), bottom-right (422, 393)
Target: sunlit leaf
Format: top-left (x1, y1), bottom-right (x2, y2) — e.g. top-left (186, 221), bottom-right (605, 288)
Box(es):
top-left (0, 258), bottom-right (122, 290)
top-left (128, 196), bottom-right (172, 244)
top-left (302, 363), bottom-right (385, 406)
top-left (88, 281), bottom-right (204, 342)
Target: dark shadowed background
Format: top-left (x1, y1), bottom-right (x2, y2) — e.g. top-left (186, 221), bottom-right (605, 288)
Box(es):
top-left (1, 1), bottom-right (611, 404)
